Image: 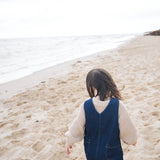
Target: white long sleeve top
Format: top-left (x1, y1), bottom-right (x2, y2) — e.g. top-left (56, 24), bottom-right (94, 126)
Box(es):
top-left (65, 97), bottom-right (137, 146)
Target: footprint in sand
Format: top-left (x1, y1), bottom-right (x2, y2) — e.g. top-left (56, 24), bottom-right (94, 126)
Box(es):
top-left (71, 98), bottom-right (77, 103)
top-left (154, 103), bottom-right (159, 108)
top-left (72, 60), bottom-right (82, 67)
top-left (26, 115), bottom-right (32, 119)
top-left (0, 122), bottom-right (7, 128)
top-left (5, 128), bottom-right (27, 139)
top-left (151, 111), bottom-right (159, 116)
top-left (17, 101), bottom-right (28, 106)
top-left (32, 141), bottom-right (45, 152)
top-left (151, 111), bottom-right (160, 121)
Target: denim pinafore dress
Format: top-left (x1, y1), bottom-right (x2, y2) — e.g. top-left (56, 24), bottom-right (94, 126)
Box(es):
top-left (84, 98), bottom-right (123, 160)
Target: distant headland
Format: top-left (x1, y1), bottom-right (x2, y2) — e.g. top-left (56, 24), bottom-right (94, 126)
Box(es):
top-left (145, 29), bottom-right (160, 36)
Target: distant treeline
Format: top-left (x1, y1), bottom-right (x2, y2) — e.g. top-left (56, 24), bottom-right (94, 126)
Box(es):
top-left (145, 29), bottom-right (160, 36)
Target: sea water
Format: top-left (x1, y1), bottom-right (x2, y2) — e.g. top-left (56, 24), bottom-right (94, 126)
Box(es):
top-left (0, 34), bottom-right (136, 84)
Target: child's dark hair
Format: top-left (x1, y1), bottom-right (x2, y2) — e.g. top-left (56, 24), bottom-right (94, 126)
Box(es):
top-left (86, 68), bottom-right (122, 101)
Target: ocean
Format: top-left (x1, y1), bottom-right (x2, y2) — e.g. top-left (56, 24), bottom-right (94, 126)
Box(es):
top-left (0, 34), bottom-right (136, 84)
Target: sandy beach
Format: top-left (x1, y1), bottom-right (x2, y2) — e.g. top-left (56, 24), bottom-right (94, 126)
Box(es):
top-left (0, 35), bottom-right (160, 160)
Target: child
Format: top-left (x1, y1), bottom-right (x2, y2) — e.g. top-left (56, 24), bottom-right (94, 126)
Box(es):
top-left (65, 68), bottom-right (137, 160)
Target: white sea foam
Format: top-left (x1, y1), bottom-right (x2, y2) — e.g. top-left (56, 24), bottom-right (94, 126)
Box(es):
top-left (0, 34), bottom-right (135, 84)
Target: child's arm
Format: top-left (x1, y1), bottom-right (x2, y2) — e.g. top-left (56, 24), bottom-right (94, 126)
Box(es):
top-left (65, 103), bottom-right (85, 154)
top-left (119, 101), bottom-right (138, 145)
top-left (66, 145), bottom-right (72, 155)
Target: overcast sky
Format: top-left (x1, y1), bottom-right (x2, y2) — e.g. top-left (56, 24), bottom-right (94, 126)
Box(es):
top-left (0, 0), bottom-right (160, 38)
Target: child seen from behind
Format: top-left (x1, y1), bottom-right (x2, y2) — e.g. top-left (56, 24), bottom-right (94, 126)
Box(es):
top-left (65, 68), bottom-right (137, 160)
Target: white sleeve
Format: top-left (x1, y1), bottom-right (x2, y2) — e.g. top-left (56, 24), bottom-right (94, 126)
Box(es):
top-left (65, 103), bottom-right (85, 146)
top-left (119, 101), bottom-right (138, 145)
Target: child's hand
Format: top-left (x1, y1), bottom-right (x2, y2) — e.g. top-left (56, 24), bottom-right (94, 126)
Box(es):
top-left (66, 145), bottom-right (72, 155)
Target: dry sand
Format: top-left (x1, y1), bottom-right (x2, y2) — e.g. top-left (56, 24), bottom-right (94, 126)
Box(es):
top-left (0, 36), bottom-right (160, 160)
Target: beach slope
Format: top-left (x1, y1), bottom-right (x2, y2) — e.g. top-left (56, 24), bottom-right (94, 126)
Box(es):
top-left (0, 36), bottom-right (160, 160)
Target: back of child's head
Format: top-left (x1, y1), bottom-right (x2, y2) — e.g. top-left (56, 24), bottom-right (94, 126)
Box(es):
top-left (86, 68), bottom-right (122, 101)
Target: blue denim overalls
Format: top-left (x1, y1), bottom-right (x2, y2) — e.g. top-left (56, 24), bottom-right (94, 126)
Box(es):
top-left (84, 98), bottom-right (123, 160)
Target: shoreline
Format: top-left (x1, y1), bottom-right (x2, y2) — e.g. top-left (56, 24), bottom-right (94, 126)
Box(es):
top-left (0, 35), bottom-right (137, 100)
top-left (0, 33), bottom-right (136, 86)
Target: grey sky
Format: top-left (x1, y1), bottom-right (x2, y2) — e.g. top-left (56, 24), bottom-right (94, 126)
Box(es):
top-left (0, 0), bottom-right (160, 38)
